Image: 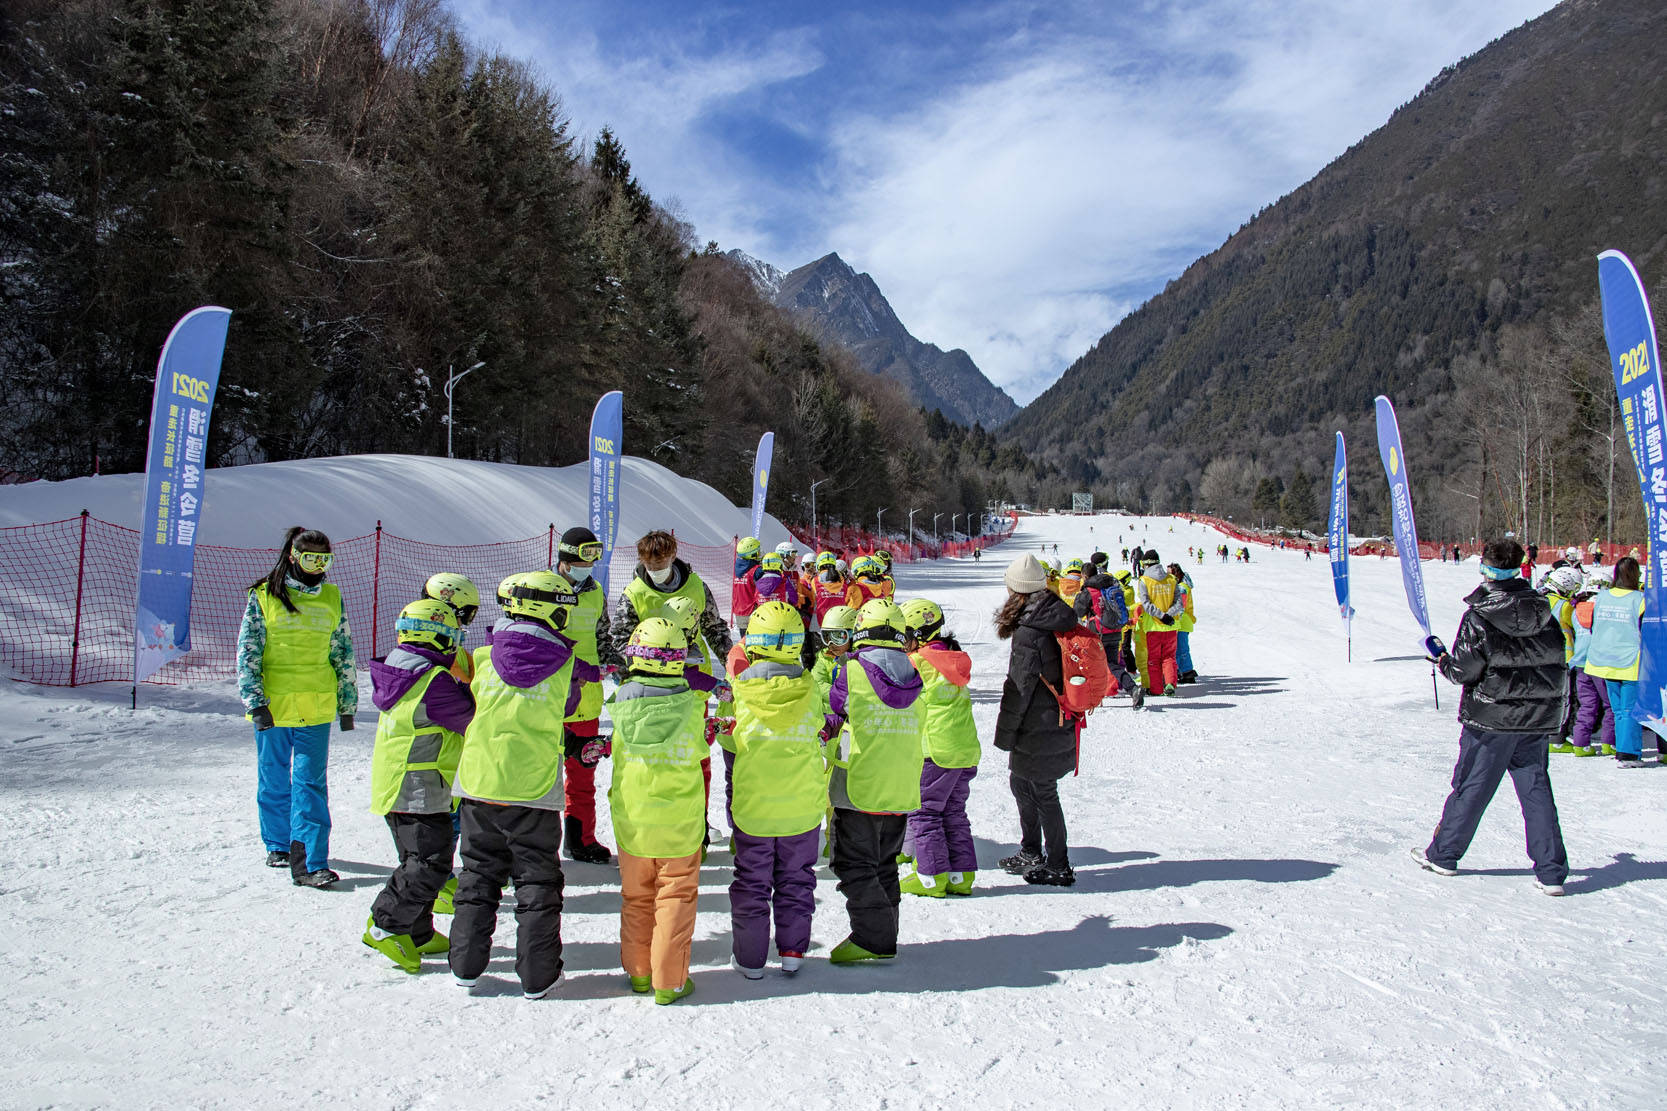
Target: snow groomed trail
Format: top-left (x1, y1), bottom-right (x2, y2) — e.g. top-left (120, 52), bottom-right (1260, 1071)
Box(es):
top-left (3, 511), bottom-right (1665, 1110)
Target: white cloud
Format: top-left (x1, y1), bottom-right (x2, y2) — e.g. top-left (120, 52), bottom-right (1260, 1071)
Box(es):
top-left (454, 0), bottom-right (1560, 405)
top-left (821, 0), bottom-right (1558, 402)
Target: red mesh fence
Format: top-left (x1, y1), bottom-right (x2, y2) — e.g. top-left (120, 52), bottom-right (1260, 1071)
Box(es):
top-left (0, 517), bottom-right (743, 688)
top-left (785, 521), bottom-right (1016, 564)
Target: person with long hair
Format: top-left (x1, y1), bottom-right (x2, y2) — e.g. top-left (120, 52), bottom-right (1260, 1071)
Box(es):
top-left (1584, 556), bottom-right (1659, 765)
top-left (993, 553), bottom-right (1081, 886)
top-left (237, 527), bottom-right (357, 888)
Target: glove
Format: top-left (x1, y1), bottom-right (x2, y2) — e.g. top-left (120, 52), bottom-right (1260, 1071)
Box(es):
top-left (250, 705), bottom-right (274, 731)
top-left (339, 713), bottom-right (355, 732)
top-left (578, 736), bottom-right (611, 767)
top-left (1159, 614), bottom-right (1175, 626)
top-left (1423, 635), bottom-right (1447, 662)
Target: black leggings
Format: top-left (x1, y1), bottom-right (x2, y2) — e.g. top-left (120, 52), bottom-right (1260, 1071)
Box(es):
top-left (1010, 773), bottom-right (1068, 867)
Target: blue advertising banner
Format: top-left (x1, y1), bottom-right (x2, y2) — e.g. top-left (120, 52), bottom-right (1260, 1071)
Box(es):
top-left (1374, 395), bottom-right (1431, 639)
top-left (589, 391), bottom-right (623, 597)
top-left (1597, 249), bottom-right (1667, 726)
top-left (133, 306), bottom-right (232, 683)
top-left (751, 431), bottom-right (774, 541)
top-left (1329, 431), bottom-right (1352, 641)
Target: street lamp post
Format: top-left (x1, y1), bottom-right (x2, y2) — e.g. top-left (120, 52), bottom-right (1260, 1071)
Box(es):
top-left (810, 478), bottom-right (828, 552)
top-left (444, 360), bottom-right (485, 459)
top-left (876, 507), bottom-right (887, 541)
top-left (953, 513), bottom-right (963, 535)
top-left (907, 508), bottom-right (919, 555)
top-left (933, 512), bottom-right (943, 543)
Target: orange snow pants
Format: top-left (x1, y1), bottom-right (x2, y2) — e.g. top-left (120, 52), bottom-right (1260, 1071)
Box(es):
top-left (618, 849), bottom-right (701, 991)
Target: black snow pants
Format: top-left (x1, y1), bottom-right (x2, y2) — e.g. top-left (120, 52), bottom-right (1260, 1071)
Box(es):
top-left (830, 808), bottom-right (907, 956)
top-left (370, 811), bottom-right (453, 945)
top-left (1010, 773), bottom-right (1069, 868)
top-left (449, 800), bottom-right (565, 993)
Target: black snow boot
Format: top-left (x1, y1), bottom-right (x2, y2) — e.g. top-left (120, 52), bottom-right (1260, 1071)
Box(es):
top-left (1179, 670), bottom-right (1198, 684)
top-left (289, 840), bottom-right (340, 888)
top-left (564, 816), bottom-right (611, 864)
top-left (1023, 863), bottom-right (1077, 887)
top-left (265, 850), bottom-right (291, 868)
top-left (999, 850), bottom-right (1044, 875)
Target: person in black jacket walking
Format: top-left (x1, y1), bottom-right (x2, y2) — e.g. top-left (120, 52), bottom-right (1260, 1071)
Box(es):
top-left (1413, 537), bottom-right (1570, 894)
top-left (993, 553), bottom-right (1081, 886)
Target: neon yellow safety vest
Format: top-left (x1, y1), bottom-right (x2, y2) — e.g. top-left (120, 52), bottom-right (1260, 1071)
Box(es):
top-left (1548, 593), bottom-right (1576, 664)
top-left (254, 583), bottom-right (342, 727)
top-left (457, 639), bottom-right (573, 804)
top-left (1175, 582), bottom-right (1195, 633)
top-left (607, 681), bottom-right (708, 858)
top-left (1138, 574), bottom-right (1178, 632)
top-left (624, 572), bottom-right (716, 661)
top-left (565, 578), bottom-right (607, 723)
top-left (370, 665), bottom-right (463, 815)
top-left (812, 653), bottom-right (840, 710)
top-left (832, 656), bottom-right (926, 813)
top-left (912, 654), bottom-right (980, 770)
top-left (731, 669), bottom-right (828, 837)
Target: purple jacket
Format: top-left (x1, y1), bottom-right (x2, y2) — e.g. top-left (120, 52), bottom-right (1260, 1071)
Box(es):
top-left (828, 644), bottom-right (923, 725)
top-left (369, 643), bottom-right (475, 734)
top-left (484, 618), bottom-right (596, 717)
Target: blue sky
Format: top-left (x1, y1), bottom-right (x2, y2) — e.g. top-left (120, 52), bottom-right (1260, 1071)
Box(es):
top-left (454, 0), bottom-right (1559, 404)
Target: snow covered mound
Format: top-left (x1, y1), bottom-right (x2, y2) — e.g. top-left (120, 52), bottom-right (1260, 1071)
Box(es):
top-left (0, 453), bottom-right (794, 549)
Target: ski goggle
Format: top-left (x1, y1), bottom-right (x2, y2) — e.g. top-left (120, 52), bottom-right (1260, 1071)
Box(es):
top-left (292, 550), bottom-right (333, 573)
top-left (560, 541), bottom-right (604, 563)
top-left (820, 628), bottom-right (852, 648)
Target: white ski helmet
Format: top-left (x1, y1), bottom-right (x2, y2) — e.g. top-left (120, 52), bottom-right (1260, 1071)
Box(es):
top-left (775, 541), bottom-right (797, 559)
top-left (1584, 566), bottom-right (1614, 592)
top-left (1544, 567), bottom-right (1582, 597)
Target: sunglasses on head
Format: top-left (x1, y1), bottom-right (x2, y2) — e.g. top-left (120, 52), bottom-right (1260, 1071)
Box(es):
top-left (293, 550), bottom-right (333, 573)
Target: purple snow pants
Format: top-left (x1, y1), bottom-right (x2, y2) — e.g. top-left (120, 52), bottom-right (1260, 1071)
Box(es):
top-left (1573, 670), bottom-right (1614, 750)
top-left (729, 827), bottom-right (819, 969)
top-left (906, 761), bottom-right (978, 877)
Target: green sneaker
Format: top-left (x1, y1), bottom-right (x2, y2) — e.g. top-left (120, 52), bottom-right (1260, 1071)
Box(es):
top-left (900, 870), bottom-right (948, 898)
top-left (415, 931), bottom-right (449, 957)
top-left (628, 975), bottom-right (652, 994)
top-left (654, 978), bottom-right (695, 1005)
top-left (829, 937), bottom-right (894, 964)
top-left (946, 870), bottom-right (975, 896)
top-left (432, 876), bottom-right (457, 916)
top-left (896, 852), bottom-right (915, 867)
top-left (1548, 743), bottom-right (1576, 754)
top-left (1601, 744), bottom-right (1617, 755)
top-left (1572, 745), bottom-right (1599, 757)
top-left (361, 916), bottom-right (419, 973)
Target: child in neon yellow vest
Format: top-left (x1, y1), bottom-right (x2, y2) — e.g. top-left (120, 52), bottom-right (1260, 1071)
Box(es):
top-left (726, 602), bottom-right (827, 977)
top-left (608, 618), bottom-right (707, 1005)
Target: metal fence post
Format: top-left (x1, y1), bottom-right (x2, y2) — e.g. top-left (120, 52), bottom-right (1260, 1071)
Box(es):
top-left (548, 524), bottom-right (555, 567)
top-left (70, 509), bottom-right (89, 686)
top-left (372, 520), bottom-right (382, 660)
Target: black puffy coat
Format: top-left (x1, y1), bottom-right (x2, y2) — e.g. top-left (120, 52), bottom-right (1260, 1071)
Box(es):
top-left (1438, 578), bottom-right (1568, 734)
top-left (994, 590), bottom-right (1080, 781)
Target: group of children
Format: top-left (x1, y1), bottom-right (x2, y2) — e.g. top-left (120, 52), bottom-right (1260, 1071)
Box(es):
top-left (360, 530), bottom-right (983, 1002)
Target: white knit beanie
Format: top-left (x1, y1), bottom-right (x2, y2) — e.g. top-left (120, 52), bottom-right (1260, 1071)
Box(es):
top-left (1004, 553), bottom-right (1048, 594)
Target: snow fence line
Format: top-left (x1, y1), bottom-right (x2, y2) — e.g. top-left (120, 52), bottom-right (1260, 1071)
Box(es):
top-left (0, 514), bottom-right (1013, 688)
top-left (1177, 512), bottom-right (1630, 565)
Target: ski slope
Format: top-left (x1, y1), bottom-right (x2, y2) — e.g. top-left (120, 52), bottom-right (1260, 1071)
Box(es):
top-left (3, 500), bottom-right (1666, 1110)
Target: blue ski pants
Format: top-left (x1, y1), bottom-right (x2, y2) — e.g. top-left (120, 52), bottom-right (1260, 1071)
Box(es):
top-left (1606, 679), bottom-right (1642, 757)
top-left (255, 723), bottom-right (332, 870)
top-left (1426, 727), bottom-right (1567, 885)
top-left (1177, 631), bottom-right (1194, 675)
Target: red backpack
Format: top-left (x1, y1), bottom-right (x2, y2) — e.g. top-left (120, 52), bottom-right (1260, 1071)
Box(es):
top-left (1042, 628), bottom-right (1116, 719)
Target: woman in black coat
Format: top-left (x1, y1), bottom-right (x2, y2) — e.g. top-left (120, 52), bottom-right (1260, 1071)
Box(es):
top-left (993, 553), bottom-right (1080, 886)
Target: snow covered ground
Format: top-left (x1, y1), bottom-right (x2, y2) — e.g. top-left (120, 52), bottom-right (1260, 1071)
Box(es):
top-left (3, 506), bottom-right (1666, 1110)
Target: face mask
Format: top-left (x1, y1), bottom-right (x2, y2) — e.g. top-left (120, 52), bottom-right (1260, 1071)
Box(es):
top-left (647, 565), bottom-right (675, 586)
top-left (566, 565), bottom-right (594, 582)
